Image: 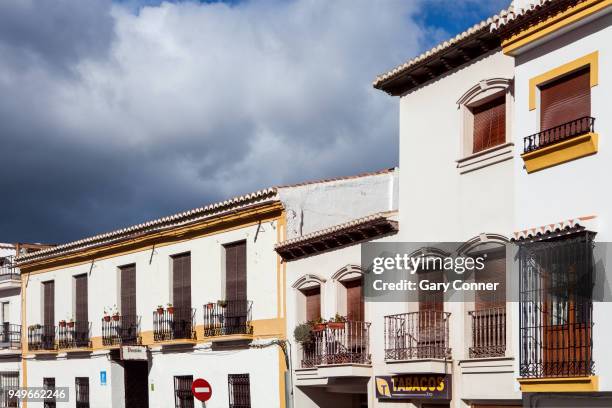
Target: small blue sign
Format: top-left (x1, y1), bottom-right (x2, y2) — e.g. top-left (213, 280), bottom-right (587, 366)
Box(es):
top-left (100, 370), bottom-right (107, 386)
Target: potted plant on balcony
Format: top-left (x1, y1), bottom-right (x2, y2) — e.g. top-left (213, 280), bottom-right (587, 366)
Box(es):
top-left (67, 318), bottom-right (75, 328)
top-left (167, 303), bottom-right (174, 314)
top-left (312, 317), bottom-right (326, 332)
top-left (217, 300), bottom-right (227, 308)
top-left (327, 314), bottom-right (346, 330)
top-left (111, 305), bottom-right (120, 321)
top-left (59, 319), bottom-right (67, 328)
top-left (103, 308), bottom-right (111, 322)
top-left (294, 322), bottom-right (314, 345)
top-left (206, 302), bottom-right (215, 310)
top-left (156, 304), bottom-right (164, 315)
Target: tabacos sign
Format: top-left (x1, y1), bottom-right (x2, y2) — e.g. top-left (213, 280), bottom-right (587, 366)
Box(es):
top-left (375, 374), bottom-right (451, 400)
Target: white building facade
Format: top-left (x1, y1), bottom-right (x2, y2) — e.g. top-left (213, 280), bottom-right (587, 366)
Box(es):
top-left (16, 191), bottom-right (288, 408)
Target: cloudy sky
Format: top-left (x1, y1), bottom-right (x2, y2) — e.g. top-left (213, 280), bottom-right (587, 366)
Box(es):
top-left (0, 0), bottom-right (507, 244)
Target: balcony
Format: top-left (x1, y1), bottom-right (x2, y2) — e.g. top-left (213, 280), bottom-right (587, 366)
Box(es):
top-left (102, 315), bottom-right (142, 346)
top-left (28, 325), bottom-right (57, 351)
top-left (153, 307), bottom-right (196, 342)
top-left (468, 307), bottom-right (506, 358)
top-left (384, 311), bottom-right (451, 361)
top-left (0, 323), bottom-right (21, 350)
top-left (57, 321), bottom-right (91, 349)
top-left (0, 259), bottom-right (20, 290)
top-left (203, 300), bottom-right (253, 337)
top-left (521, 116), bottom-right (597, 173)
top-left (301, 320), bottom-right (371, 368)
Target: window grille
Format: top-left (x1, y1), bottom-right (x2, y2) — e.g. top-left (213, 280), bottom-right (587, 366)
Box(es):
top-left (43, 377), bottom-right (55, 408)
top-left (173, 376), bottom-right (194, 408)
top-left (0, 372), bottom-right (19, 408)
top-left (228, 374), bottom-right (251, 408)
top-left (75, 377), bottom-right (89, 408)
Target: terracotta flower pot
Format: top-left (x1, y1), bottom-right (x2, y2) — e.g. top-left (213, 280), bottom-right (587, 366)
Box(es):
top-left (112, 314), bottom-right (120, 321)
top-left (313, 323), bottom-right (326, 332)
top-left (67, 321), bottom-right (75, 328)
top-left (168, 307), bottom-right (175, 314)
top-left (59, 320), bottom-right (66, 328)
top-left (328, 322), bottom-right (345, 330)
top-left (156, 308), bottom-right (164, 315)
top-left (206, 303), bottom-right (214, 310)
top-left (103, 315), bottom-right (111, 322)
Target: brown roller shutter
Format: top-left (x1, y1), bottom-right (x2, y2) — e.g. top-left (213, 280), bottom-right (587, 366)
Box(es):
top-left (43, 281), bottom-right (55, 326)
top-left (120, 265), bottom-right (136, 320)
top-left (344, 279), bottom-right (364, 322)
top-left (472, 96), bottom-right (506, 153)
top-left (225, 241), bottom-right (247, 301)
top-left (540, 67), bottom-right (590, 130)
top-left (303, 287), bottom-right (321, 322)
top-left (418, 270), bottom-right (443, 312)
top-left (172, 253), bottom-right (191, 309)
top-left (74, 274), bottom-right (88, 324)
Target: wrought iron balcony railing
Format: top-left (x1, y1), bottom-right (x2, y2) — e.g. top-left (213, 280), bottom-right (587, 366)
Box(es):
top-left (57, 321), bottom-right (91, 349)
top-left (153, 307), bottom-right (196, 341)
top-left (0, 256), bottom-right (19, 281)
top-left (523, 116), bottom-right (595, 153)
top-left (384, 311), bottom-right (451, 360)
top-left (0, 322), bottom-right (21, 349)
top-left (203, 300), bottom-right (253, 337)
top-left (301, 320), bottom-right (371, 368)
top-left (102, 314), bottom-right (142, 346)
top-left (28, 325), bottom-right (57, 351)
top-left (468, 307), bottom-right (506, 358)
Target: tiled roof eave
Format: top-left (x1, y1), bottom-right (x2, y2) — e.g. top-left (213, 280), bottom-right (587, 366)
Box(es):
top-left (275, 213), bottom-right (398, 261)
top-left (15, 188), bottom-right (279, 266)
top-left (511, 215), bottom-right (597, 242)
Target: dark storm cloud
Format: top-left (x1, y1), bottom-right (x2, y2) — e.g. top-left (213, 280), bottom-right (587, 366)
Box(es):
top-left (0, 0), bottom-right (501, 244)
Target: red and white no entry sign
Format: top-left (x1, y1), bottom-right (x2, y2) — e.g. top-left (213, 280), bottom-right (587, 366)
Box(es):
top-left (192, 378), bottom-right (212, 402)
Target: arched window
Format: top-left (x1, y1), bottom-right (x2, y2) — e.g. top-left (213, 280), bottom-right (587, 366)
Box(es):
top-left (332, 265), bottom-right (364, 322)
top-left (457, 78), bottom-right (513, 162)
top-left (292, 275), bottom-right (326, 322)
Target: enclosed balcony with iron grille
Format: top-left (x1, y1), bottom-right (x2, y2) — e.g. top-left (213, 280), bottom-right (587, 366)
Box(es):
top-left (57, 321), bottom-right (91, 349)
top-left (518, 233), bottom-right (594, 380)
top-left (102, 314), bottom-right (142, 346)
top-left (153, 307), bottom-right (196, 342)
top-left (301, 320), bottom-right (371, 368)
top-left (28, 325), bottom-right (57, 351)
top-left (384, 310), bottom-right (451, 361)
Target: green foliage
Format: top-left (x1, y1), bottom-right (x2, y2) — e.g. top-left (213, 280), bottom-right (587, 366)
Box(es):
top-left (293, 322), bottom-right (314, 344)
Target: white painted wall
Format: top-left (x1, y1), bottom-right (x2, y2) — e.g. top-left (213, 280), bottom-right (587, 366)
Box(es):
top-left (278, 171), bottom-right (398, 239)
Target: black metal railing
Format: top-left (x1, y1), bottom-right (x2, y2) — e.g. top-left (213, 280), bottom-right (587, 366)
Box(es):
top-left (468, 307), bottom-right (506, 358)
top-left (384, 311), bottom-right (451, 360)
top-left (57, 321), bottom-right (91, 349)
top-left (102, 315), bottom-right (142, 346)
top-left (301, 320), bottom-right (371, 368)
top-left (153, 307), bottom-right (196, 341)
top-left (28, 325), bottom-right (57, 350)
top-left (0, 256), bottom-right (19, 281)
top-left (203, 300), bottom-right (253, 337)
top-left (0, 323), bottom-right (21, 349)
top-left (0, 371), bottom-right (19, 408)
top-left (519, 233), bottom-right (594, 378)
top-left (524, 116), bottom-right (595, 153)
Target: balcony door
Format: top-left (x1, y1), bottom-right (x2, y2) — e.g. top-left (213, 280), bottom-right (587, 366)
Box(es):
top-left (225, 241), bottom-right (247, 330)
top-left (120, 265), bottom-right (137, 341)
top-left (172, 253), bottom-right (192, 338)
top-left (43, 280), bottom-right (55, 327)
top-left (74, 274), bottom-right (88, 346)
top-left (417, 269), bottom-right (444, 358)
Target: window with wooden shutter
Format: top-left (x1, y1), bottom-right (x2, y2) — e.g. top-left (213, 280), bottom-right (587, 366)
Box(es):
top-left (120, 264), bottom-right (137, 322)
top-left (173, 375), bottom-right (194, 408)
top-left (43, 281), bottom-right (55, 327)
top-left (172, 253), bottom-right (191, 309)
top-left (75, 377), bottom-right (90, 408)
top-left (74, 274), bottom-right (88, 324)
top-left (302, 287), bottom-right (321, 322)
top-left (343, 279), bottom-right (364, 322)
top-left (472, 95), bottom-right (506, 153)
top-left (225, 241), bottom-right (247, 301)
top-left (540, 67), bottom-right (590, 131)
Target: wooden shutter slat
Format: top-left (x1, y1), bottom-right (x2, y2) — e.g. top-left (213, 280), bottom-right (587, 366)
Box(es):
top-left (475, 251), bottom-right (506, 310)
top-left (172, 253), bottom-right (191, 309)
top-left (43, 281), bottom-right (55, 326)
top-left (472, 96), bottom-right (506, 153)
top-left (225, 242), bottom-right (247, 301)
top-left (540, 67), bottom-right (590, 130)
top-left (75, 274), bottom-right (88, 324)
top-left (120, 265), bottom-right (136, 320)
top-left (303, 287), bottom-right (321, 322)
top-left (344, 279), bottom-right (364, 322)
